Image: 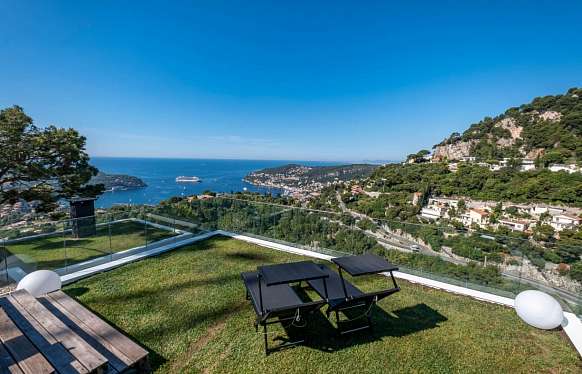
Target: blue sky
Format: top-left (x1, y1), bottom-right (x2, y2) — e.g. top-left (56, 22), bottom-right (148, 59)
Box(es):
top-left (1, 1), bottom-right (582, 161)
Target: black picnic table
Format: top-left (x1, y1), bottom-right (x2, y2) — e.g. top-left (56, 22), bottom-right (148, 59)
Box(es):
top-left (242, 260), bottom-right (330, 355)
top-left (258, 260), bottom-right (329, 286)
top-left (332, 253), bottom-right (398, 276)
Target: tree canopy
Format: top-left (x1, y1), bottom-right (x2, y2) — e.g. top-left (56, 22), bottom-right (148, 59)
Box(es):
top-left (0, 106), bottom-right (103, 210)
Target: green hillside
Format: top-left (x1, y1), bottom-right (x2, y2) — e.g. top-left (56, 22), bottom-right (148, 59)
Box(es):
top-left (434, 87), bottom-right (582, 164)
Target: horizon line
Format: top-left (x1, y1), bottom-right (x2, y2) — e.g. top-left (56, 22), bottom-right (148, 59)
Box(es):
top-left (89, 155), bottom-right (402, 164)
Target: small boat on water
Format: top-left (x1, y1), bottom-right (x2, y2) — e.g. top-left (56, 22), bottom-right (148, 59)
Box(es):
top-left (175, 176), bottom-right (201, 183)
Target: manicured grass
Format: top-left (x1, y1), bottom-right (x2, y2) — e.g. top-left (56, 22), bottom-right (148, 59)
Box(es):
top-left (65, 237), bottom-right (581, 373)
top-left (6, 221), bottom-right (176, 270)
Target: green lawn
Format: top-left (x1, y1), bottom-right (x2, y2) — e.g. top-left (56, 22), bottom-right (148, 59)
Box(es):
top-left (65, 237), bottom-right (581, 374)
top-left (6, 220), bottom-right (176, 271)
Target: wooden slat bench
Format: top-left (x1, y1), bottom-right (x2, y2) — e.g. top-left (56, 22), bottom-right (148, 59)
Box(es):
top-left (0, 307), bottom-right (53, 374)
top-left (0, 290), bottom-right (149, 374)
top-left (38, 291), bottom-right (149, 374)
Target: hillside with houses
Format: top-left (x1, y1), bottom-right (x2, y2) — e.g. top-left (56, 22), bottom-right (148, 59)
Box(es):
top-left (305, 88), bottom-right (582, 291)
top-left (419, 197), bottom-right (581, 234)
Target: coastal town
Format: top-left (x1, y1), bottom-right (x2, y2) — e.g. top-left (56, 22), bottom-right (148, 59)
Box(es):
top-left (243, 163), bottom-right (378, 200)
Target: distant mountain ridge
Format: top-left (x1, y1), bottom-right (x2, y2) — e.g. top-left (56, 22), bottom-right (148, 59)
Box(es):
top-left (432, 87), bottom-right (582, 164)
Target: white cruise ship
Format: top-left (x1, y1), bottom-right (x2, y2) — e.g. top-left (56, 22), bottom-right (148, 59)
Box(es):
top-left (175, 176), bottom-right (201, 183)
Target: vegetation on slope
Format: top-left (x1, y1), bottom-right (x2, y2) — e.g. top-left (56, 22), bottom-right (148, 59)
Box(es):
top-left (368, 162), bottom-right (582, 207)
top-left (436, 87), bottom-right (582, 163)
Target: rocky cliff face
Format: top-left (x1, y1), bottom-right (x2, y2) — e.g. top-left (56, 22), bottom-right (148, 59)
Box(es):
top-left (428, 88), bottom-right (582, 162)
top-left (494, 117), bottom-right (522, 147)
top-left (432, 140), bottom-right (476, 161)
top-left (433, 110), bottom-right (568, 161)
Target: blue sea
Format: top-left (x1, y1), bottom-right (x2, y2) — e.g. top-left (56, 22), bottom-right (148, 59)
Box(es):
top-left (91, 157), bottom-right (343, 208)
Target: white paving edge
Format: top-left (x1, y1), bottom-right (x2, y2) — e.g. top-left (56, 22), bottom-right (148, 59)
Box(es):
top-left (563, 312), bottom-right (582, 356)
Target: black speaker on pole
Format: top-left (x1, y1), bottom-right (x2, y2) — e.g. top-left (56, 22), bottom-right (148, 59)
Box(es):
top-left (69, 197), bottom-right (97, 238)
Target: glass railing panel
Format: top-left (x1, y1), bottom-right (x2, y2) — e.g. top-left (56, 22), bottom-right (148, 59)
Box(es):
top-left (0, 239), bottom-right (10, 288)
top-left (108, 214), bottom-right (149, 253)
top-left (1, 195), bottom-right (580, 318)
top-left (2, 221), bottom-right (64, 276)
top-left (60, 216), bottom-right (111, 274)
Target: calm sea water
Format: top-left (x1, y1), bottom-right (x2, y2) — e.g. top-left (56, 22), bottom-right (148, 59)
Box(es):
top-left (91, 157), bottom-right (342, 208)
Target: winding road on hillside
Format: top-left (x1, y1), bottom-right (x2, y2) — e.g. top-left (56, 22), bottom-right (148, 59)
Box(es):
top-left (334, 191), bottom-right (581, 308)
top-left (334, 191), bottom-right (466, 263)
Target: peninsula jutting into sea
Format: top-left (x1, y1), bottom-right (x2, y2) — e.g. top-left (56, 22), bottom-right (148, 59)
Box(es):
top-left (89, 172), bottom-right (147, 192)
top-left (244, 163), bottom-right (379, 199)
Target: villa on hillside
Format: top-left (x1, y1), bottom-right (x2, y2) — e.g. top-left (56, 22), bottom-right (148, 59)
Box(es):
top-left (460, 208), bottom-right (490, 228)
top-left (420, 197), bottom-right (459, 220)
top-left (551, 214), bottom-right (582, 231)
top-left (530, 205), bottom-right (566, 216)
top-left (498, 218), bottom-right (529, 232)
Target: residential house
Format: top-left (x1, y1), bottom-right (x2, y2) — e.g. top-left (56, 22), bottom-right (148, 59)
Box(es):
top-left (420, 206), bottom-right (446, 220)
top-left (460, 208), bottom-right (490, 227)
top-left (550, 214), bottom-right (581, 231)
top-left (351, 185), bottom-right (364, 195)
top-left (429, 197), bottom-right (459, 208)
top-left (420, 197), bottom-right (458, 220)
top-left (498, 219), bottom-right (529, 232)
top-left (548, 164), bottom-right (579, 173)
top-left (530, 205), bottom-right (565, 217)
top-left (448, 162), bottom-right (459, 172)
top-left (520, 159), bottom-right (536, 171)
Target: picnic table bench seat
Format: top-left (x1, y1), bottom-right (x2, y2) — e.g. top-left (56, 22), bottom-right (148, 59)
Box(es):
top-left (308, 255), bottom-right (401, 334)
top-left (0, 289), bottom-right (149, 374)
top-left (307, 264), bottom-right (365, 302)
top-left (241, 271), bottom-right (304, 317)
top-left (241, 269), bottom-right (325, 355)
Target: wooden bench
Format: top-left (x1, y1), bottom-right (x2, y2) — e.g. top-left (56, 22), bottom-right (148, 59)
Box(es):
top-left (0, 290), bottom-right (149, 374)
top-left (38, 291), bottom-right (149, 374)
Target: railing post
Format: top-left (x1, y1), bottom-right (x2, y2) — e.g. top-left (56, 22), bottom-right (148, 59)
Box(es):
top-left (108, 213), bottom-right (113, 260)
top-left (63, 220), bottom-right (68, 272)
top-left (144, 213), bottom-right (148, 247)
top-left (1, 239), bottom-right (6, 285)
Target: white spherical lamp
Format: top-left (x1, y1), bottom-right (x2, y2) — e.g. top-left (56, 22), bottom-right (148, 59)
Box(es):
top-left (16, 270), bottom-right (62, 297)
top-left (514, 290), bottom-right (563, 330)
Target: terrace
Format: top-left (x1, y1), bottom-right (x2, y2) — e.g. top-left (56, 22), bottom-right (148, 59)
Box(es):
top-left (62, 237), bottom-right (580, 372)
top-left (1, 199), bottom-right (582, 372)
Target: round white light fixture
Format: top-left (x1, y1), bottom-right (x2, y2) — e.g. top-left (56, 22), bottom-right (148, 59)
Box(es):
top-left (16, 270), bottom-right (62, 297)
top-left (514, 290), bottom-right (563, 330)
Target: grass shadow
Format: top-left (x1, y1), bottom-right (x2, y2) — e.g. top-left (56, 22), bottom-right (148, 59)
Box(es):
top-left (79, 272), bottom-right (242, 305)
top-left (224, 251), bottom-right (271, 262)
top-left (273, 287), bottom-right (447, 353)
top-left (66, 286), bottom-right (90, 297)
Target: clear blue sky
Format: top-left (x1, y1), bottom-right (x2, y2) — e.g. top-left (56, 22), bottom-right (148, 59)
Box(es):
top-left (1, 1), bottom-right (581, 161)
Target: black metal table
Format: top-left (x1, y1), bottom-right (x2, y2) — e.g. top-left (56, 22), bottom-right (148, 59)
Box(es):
top-left (258, 260), bottom-right (330, 286)
top-left (332, 253), bottom-right (398, 276)
top-left (245, 261), bottom-right (330, 354)
top-left (331, 253), bottom-right (399, 302)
